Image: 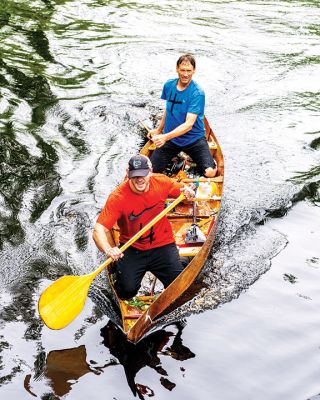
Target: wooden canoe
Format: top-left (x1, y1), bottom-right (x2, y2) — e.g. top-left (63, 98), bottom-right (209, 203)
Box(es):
top-left (106, 117), bottom-right (224, 342)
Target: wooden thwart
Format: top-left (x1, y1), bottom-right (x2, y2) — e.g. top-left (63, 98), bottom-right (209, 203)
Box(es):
top-left (181, 176), bottom-right (223, 183)
top-left (124, 314), bottom-right (142, 320)
top-left (166, 196), bottom-right (222, 202)
top-left (179, 247), bottom-right (201, 257)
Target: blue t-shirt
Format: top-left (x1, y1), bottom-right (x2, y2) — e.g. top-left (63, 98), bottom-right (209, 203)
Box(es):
top-left (161, 78), bottom-right (205, 146)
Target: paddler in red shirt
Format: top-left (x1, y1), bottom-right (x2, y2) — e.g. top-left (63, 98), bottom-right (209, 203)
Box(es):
top-left (93, 154), bottom-right (195, 299)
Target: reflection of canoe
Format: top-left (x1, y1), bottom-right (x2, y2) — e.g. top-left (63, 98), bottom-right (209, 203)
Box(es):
top-left (101, 319), bottom-right (194, 397)
top-left (107, 117), bottom-right (224, 342)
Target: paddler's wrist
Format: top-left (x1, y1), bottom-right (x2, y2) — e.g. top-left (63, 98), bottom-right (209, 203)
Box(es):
top-left (153, 128), bottom-right (163, 135)
top-left (104, 247), bottom-right (112, 257)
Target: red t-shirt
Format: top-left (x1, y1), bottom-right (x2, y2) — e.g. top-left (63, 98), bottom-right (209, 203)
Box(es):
top-left (97, 174), bottom-right (183, 250)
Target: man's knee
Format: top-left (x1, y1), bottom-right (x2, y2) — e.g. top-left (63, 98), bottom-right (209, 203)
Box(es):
top-left (150, 144), bottom-right (178, 173)
top-left (150, 150), bottom-right (164, 172)
top-left (115, 281), bottom-right (139, 300)
top-left (114, 270), bottom-right (140, 299)
top-left (162, 260), bottom-right (184, 287)
top-left (204, 166), bottom-right (217, 177)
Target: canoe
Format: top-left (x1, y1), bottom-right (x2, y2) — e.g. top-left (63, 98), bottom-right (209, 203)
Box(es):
top-left (106, 117), bottom-right (224, 342)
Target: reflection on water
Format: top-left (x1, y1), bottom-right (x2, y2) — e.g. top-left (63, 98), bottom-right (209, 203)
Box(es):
top-left (101, 320), bottom-right (194, 398)
top-left (24, 320), bottom-right (194, 399)
top-left (24, 345), bottom-right (100, 397)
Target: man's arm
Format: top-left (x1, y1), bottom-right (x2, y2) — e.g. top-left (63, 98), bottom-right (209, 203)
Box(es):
top-left (148, 111), bottom-right (166, 138)
top-left (93, 222), bottom-right (123, 260)
top-left (152, 112), bottom-right (197, 148)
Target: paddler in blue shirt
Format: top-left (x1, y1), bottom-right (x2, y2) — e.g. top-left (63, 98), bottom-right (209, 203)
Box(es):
top-left (149, 54), bottom-right (217, 178)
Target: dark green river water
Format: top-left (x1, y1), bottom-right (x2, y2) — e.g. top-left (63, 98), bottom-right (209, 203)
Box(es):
top-left (0, 1), bottom-right (320, 399)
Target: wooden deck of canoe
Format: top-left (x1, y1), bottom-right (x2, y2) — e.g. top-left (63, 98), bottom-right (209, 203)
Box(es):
top-left (107, 117), bottom-right (224, 342)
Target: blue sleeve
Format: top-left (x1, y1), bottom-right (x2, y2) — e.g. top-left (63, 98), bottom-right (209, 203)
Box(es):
top-left (161, 84), bottom-right (166, 100)
top-left (188, 90), bottom-right (205, 115)
top-left (161, 79), bottom-right (176, 101)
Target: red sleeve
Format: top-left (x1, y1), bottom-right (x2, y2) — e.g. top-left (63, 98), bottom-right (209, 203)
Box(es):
top-left (168, 180), bottom-right (184, 197)
top-left (96, 193), bottom-right (121, 230)
top-left (155, 174), bottom-right (183, 198)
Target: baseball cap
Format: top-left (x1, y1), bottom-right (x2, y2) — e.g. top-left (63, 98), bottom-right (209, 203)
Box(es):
top-left (128, 155), bottom-right (152, 178)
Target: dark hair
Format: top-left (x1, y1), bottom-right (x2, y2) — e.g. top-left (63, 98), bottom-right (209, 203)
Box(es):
top-left (176, 54), bottom-right (196, 69)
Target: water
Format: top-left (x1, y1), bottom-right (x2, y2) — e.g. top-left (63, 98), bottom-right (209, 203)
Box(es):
top-left (0, 0), bottom-right (319, 399)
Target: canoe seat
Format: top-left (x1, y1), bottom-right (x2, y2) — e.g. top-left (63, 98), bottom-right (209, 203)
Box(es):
top-left (179, 247), bottom-right (201, 257)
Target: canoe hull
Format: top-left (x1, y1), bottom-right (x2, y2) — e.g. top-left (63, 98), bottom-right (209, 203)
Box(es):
top-left (108, 117), bottom-right (224, 342)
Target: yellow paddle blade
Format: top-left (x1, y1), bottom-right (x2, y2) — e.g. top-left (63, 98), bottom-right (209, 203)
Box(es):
top-left (38, 274), bottom-right (94, 330)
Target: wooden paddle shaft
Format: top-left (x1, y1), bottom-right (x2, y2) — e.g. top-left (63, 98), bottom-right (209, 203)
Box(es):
top-left (140, 121), bottom-right (153, 137)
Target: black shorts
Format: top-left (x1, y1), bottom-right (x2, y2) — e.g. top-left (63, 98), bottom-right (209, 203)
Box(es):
top-left (150, 137), bottom-right (216, 176)
top-left (114, 242), bottom-right (183, 299)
